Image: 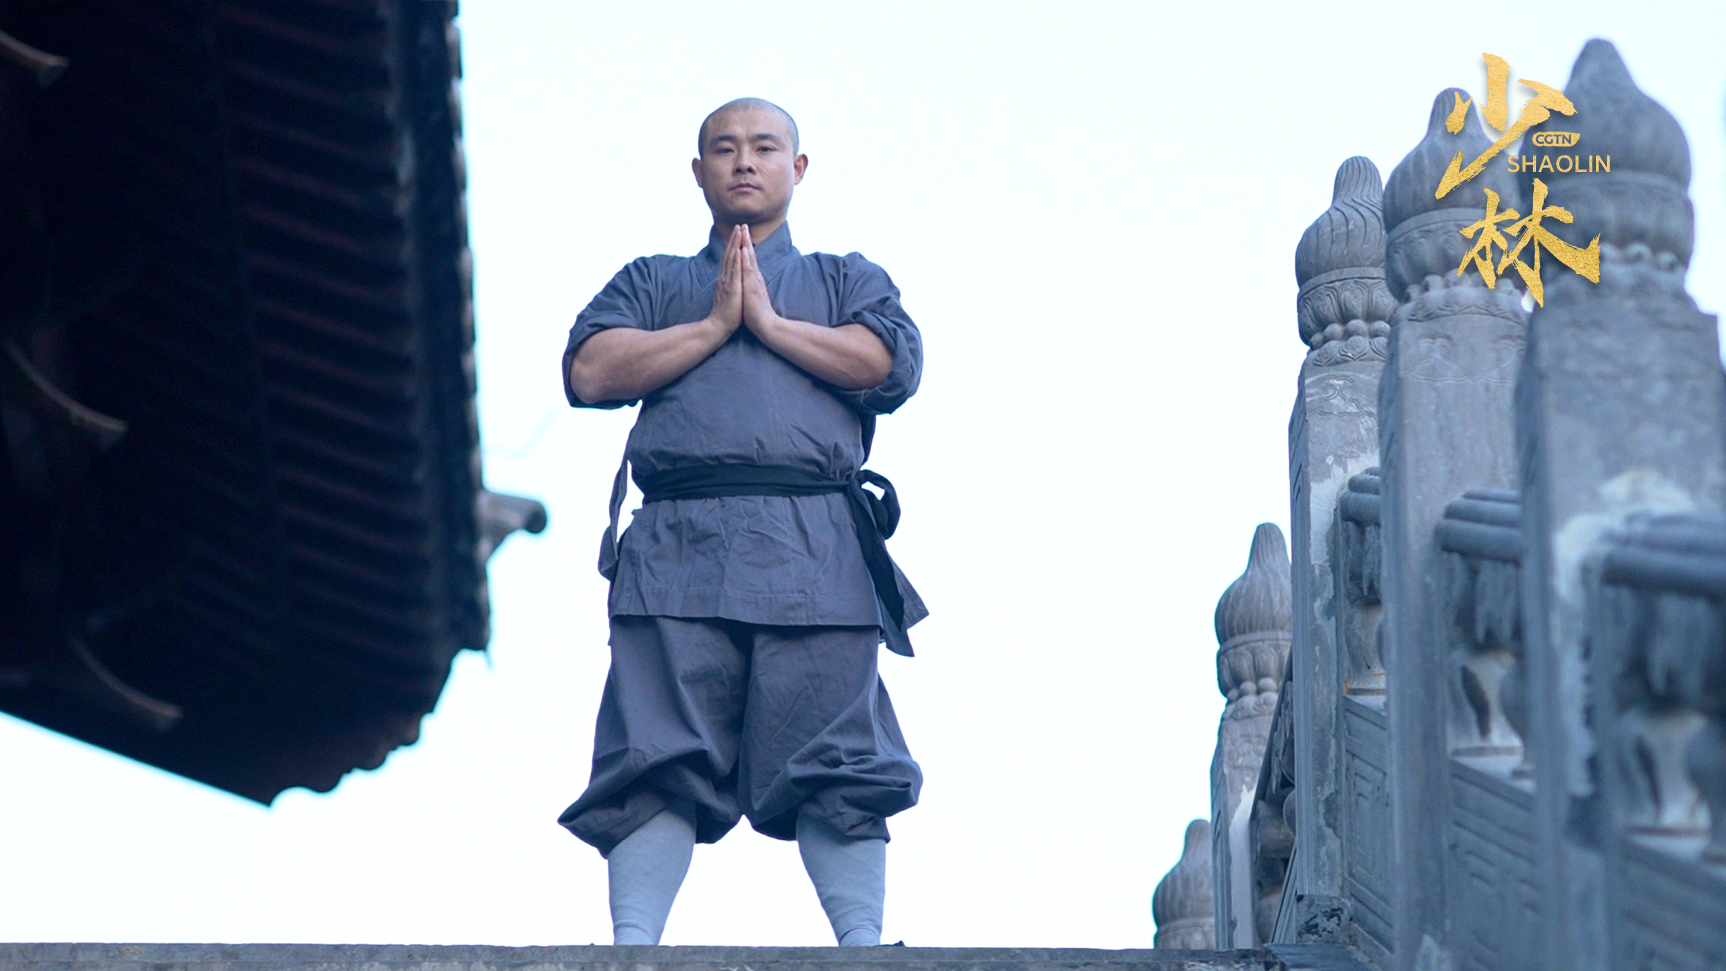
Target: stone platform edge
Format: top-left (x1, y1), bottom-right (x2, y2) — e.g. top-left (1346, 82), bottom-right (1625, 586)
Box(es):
top-left (0, 942), bottom-right (1369, 971)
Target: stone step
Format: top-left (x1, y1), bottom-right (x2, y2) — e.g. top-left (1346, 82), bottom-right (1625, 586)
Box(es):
top-left (0, 943), bottom-right (1368, 971)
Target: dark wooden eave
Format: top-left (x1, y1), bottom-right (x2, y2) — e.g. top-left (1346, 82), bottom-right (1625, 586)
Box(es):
top-left (0, 0), bottom-right (542, 802)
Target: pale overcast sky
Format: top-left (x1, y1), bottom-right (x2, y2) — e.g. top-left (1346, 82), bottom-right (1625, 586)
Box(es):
top-left (6, 0), bottom-right (1726, 950)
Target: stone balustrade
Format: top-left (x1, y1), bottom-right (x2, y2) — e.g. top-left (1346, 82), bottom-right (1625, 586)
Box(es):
top-left (1156, 38), bottom-right (1726, 971)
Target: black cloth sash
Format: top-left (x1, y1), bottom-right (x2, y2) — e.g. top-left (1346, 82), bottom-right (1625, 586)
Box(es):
top-left (634, 464), bottom-right (906, 633)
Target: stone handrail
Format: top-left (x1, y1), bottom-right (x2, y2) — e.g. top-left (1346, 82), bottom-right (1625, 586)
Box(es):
top-left (1594, 513), bottom-right (1726, 857)
top-left (1165, 39), bottom-right (1726, 971)
top-left (1336, 470), bottom-right (1384, 696)
top-left (1437, 490), bottom-right (1526, 763)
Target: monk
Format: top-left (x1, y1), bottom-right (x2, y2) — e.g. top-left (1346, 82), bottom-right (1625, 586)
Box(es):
top-left (558, 97), bottom-right (927, 947)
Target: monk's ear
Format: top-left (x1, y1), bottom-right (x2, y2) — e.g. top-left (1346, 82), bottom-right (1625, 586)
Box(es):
top-left (691, 156), bottom-right (704, 186)
top-left (793, 154), bottom-right (808, 184)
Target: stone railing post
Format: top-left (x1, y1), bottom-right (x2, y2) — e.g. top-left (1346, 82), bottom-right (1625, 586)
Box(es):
top-left (1287, 156), bottom-right (1395, 906)
top-left (1436, 489), bottom-right (1527, 765)
top-left (1378, 88), bottom-right (1528, 971)
top-left (1514, 40), bottom-right (1724, 971)
top-left (1209, 523), bottom-right (1292, 948)
top-left (1153, 819), bottom-right (1216, 949)
top-left (1591, 514), bottom-right (1726, 971)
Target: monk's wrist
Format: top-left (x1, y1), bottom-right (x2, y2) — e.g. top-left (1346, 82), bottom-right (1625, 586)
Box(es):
top-left (698, 313), bottom-right (740, 341)
top-left (748, 311), bottom-right (791, 343)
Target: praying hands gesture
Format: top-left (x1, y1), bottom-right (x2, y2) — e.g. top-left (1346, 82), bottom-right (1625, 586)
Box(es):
top-left (567, 224), bottom-right (894, 404)
top-left (706, 224), bottom-right (747, 336)
top-left (705, 223), bottom-right (784, 338)
top-left (723, 225), bottom-right (893, 391)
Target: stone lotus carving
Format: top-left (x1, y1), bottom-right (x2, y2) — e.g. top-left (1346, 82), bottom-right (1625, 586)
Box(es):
top-left (1216, 524), bottom-right (1294, 719)
top-left (1518, 40), bottom-right (1697, 324)
top-left (1518, 39), bottom-right (1692, 278)
top-left (1532, 41), bottom-right (1722, 856)
top-left (1185, 38), bottom-right (1726, 971)
top-left (1211, 524), bottom-right (1294, 948)
top-left (1295, 157), bottom-right (1398, 365)
top-left (1382, 89), bottom-right (1526, 311)
top-left (1152, 819), bottom-right (1216, 949)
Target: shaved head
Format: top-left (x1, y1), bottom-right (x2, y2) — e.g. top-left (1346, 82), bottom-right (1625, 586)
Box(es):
top-left (698, 97), bottom-right (800, 156)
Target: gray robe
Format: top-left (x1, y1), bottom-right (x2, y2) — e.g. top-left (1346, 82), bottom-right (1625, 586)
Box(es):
top-left (562, 225), bottom-right (926, 631)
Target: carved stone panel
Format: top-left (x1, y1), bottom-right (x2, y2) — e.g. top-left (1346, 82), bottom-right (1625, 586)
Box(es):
top-left (1336, 470), bottom-right (1384, 694)
top-left (1211, 524), bottom-right (1293, 948)
top-left (1342, 696), bottom-right (1393, 967)
top-left (1438, 490), bottom-right (1527, 766)
top-left (1448, 761), bottom-right (1541, 971)
top-left (1513, 40), bottom-right (1723, 971)
top-left (1291, 359), bottom-right (1383, 903)
top-left (1618, 838), bottom-right (1726, 971)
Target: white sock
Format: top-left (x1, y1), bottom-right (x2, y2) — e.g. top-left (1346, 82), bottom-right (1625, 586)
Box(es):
top-left (796, 814), bottom-right (887, 946)
top-left (606, 808), bottom-right (695, 945)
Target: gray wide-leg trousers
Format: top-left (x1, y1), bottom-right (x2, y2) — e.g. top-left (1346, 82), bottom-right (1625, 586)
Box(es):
top-left (560, 616), bottom-right (920, 944)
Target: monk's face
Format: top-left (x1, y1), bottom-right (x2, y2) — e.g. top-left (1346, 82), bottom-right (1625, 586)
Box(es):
top-left (692, 106), bottom-right (806, 227)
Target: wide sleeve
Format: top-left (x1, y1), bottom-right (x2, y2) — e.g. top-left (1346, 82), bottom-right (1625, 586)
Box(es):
top-left (561, 257), bottom-right (660, 409)
top-left (832, 252), bottom-right (922, 415)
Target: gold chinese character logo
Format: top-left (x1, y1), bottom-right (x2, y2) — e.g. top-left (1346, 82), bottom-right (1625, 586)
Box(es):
top-left (1443, 53), bottom-right (1600, 305)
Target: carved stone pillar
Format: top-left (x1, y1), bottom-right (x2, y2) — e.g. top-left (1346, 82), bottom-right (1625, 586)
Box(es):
top-left (1514, 40), bottom-right (1724, 971)
top-left (1209, 524), bottom-right (1292, 948)
top-left (1378, 89), bottom-right (1527, 971)
top-left (1287, 156), bottom-right (1395, 905)
top-left (1153, 819), bottom-right (1216, 949)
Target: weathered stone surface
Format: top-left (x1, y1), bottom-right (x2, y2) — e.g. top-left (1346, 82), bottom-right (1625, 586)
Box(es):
top-left (1296, 157), bottom-right (1398, 365)
top-left (1337, 696), bottom-right (1390, 969)
top-left (0, 943), bottom-right (1289, 971)
top-left (1377, 87), bottom-right (1529, 971)
top-left (1330, 493), bottom-right (1391, 964)
top-left (1154, 820), bottom-right (1217, 949)
top-left (1437, 491), bottom-right (1525, 763)
top-left (1515, 38), bottom-right (1724, 971)
top-left (1334, 471), bottom-right (1383, 695)
top-left (1266, 942), bottom-right (1376, 971)
top-left (1287, 159), bottom-right (1391, 926)
top-left (1210, 525), bottom-right (1292, 948)
top-left (1214, 525), bottom-right (1294, 711)
top-left (1518, 40), bottom-right (1692, 269)
top-left (1200, 36), bottom-right (1726, 971)
top-left (1591, 514), bottom-right (1726, 966)
top-left (1251, 688), bottom-right (1297, 944)
top-left (1381, 89), bottom-right (1521, 303)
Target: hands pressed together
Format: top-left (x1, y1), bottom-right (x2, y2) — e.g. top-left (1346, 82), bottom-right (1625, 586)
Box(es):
top-left (704, 223), bottom-right (892, 391)
top-left (707, 223), bottom-right (783, 340)
top-left (567, 224), bottom-right (892, 404)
